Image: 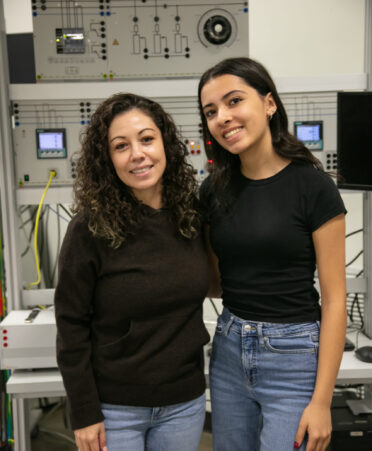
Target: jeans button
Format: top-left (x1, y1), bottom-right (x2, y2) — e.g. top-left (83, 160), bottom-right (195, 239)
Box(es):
top-left (244, 324), bottom-right (251, 331)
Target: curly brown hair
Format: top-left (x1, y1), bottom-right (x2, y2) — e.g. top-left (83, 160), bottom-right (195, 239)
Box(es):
top-left (73, 93), bottom-right (201, 247)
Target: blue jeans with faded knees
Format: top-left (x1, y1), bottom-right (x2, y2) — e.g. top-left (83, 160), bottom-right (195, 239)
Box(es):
top-left (101, 393), bottom-right (205, 451)
top-left (210, 307), bottom-right (319, 451)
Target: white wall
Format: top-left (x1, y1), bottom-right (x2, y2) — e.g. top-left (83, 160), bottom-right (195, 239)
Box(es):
top-left (3, 0), bottom-right (32, 33)
top-left (343, 193), bottom-right (364, 274)
top-left (249, 0), bottom-right (365, 77)
top-left (3, 0), bottom-right (366, 77)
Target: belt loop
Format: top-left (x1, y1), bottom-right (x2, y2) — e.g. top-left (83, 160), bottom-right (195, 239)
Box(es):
top-left (257, 323), bottom-right (264, 346)
top-left (223, 315), bottom-right (234, 336)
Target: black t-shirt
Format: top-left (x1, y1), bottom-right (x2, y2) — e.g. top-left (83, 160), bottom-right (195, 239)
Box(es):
top-left (200, 161), bottom-right (346, 323)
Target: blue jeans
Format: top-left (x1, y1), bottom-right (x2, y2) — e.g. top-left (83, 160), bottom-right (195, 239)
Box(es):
top-left (101, 393), bottom-right (205, 450)
top-left (210, 308), bottom-right (319, 451)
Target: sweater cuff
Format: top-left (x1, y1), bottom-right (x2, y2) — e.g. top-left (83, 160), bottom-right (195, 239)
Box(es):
top-left (67, 397), bottom-right (105, 431)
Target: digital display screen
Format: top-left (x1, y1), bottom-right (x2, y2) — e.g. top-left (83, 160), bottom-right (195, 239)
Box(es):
top-left (337, 92), bottom-right (372, 191)
top-left (296, 124), bottom-right (320, 142)
top-left (36, 129), bottom-right (67, 159)
top-left (294, 121), bottom-right (323, 150)
top-left (56, 28), bottom-right (85, 54)
top-left (39, 132), bottom-right (64, 150)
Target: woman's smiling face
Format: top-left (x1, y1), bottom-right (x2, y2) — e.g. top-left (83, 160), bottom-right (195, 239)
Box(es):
top-left (108, 108), bottom-right (166, 206)
top-left (200, 74), bottom-right (276, 157)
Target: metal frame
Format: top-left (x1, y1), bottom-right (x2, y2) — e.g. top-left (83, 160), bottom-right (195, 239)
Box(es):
top-left (365, 0), bottom-right (372, 90)
top-left (0, 0), bottom-right (22, 313)
top-left (11, 399), bottom-right (31, 451)
top-left (0, 1), bottom-right (26, 450)
top-left (364, 193), bottom-right (372, 337)
top-left (363, 0), bottom-right (372, 338)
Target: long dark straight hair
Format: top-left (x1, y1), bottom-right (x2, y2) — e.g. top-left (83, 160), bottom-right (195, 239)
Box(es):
top-left (198, 57), bottom-right (324, 204)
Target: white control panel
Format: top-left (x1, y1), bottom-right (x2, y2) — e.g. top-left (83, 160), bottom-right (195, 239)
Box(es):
top-left (32, 0), bottom-right (249, 81)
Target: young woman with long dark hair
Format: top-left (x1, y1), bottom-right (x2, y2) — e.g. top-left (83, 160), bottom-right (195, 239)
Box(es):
top-left (198, 57), bottom-right (346, 451)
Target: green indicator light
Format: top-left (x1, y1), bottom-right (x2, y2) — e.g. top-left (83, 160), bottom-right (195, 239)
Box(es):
top-left (24, 174), bottom-right (29, 182)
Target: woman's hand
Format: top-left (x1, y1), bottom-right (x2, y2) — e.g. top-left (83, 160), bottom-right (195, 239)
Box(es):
top-left (74, 421), bottom-right (107, 451)
top-left (294, 401), bottom-right (332, 451)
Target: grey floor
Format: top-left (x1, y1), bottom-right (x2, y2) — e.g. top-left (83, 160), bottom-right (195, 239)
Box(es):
top-left (31, 402), bottom-right (213, 451)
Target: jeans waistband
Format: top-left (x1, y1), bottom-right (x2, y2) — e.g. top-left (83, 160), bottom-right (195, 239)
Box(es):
top-left (219, 307), bottom-right (319, 337)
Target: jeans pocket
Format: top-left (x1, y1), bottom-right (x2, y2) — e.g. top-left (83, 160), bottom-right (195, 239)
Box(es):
top-left (264, 333), bottom-right (318, 354)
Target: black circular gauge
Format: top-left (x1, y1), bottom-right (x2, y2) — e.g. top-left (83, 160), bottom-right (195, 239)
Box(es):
top-left (203, 15), bottom-right (232, 45)
top-left (197, 9), bottom-right (237, 47)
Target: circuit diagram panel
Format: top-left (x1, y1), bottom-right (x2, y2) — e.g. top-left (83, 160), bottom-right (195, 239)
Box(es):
top-left (31, 0), bottom-right (249, 81)
top-left (282, 92), bottom-right (338, 171)
top-left (12, 91), bottom-right (337, 188)
top-left (12, 95), bottom-right (207, 187)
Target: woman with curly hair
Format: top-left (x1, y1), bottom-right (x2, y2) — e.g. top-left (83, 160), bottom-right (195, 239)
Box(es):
top-left (54, 93), bottom-right (209, 451)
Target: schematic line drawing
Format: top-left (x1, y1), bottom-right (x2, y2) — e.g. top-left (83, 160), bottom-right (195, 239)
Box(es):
top-left (33, 0), bottom-right (248, 80)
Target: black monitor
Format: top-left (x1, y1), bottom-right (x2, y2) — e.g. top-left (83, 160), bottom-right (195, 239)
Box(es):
top-left (337, 92), bottom-right (372, 191)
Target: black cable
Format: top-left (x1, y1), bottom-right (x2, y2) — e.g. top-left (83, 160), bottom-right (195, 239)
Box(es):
top-left (19, 205), bottom-right (29, 214)
top-left (208, 297), bottom-right (220, 316)
top-left (51, 204), bottom-right (61, 285)
top-left (355, 296), bottom-right (364, 329)
top-left (58, 204), bottom-right (73, 219)
top-left (345, 228), bottom-right (363, 238)
top-left (20, 206), bottom-right (48, 258)
top-left (18, 205), bottom-right (37, 229)
top-left (42, 207), bottom-right (52, 288)
top-left (345, 250), bottom-right (363, 268)
top-left (349, 293), bottom-right (364, 329)
top-left (349, 293), bottom-right (358, 323)
top-left (20, 206), bottom-right (38, 258)
top-left (37, 207), bottom-right (45, 288)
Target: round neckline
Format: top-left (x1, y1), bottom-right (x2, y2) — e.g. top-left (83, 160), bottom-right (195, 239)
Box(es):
top-left (141, 203), bottom-right (168, 215)
top-left (239, 161), bottom-right (294, 186)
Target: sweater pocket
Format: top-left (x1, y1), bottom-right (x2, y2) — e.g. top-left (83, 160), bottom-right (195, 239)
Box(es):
top-left (95, 321), bottom-right (133, 357)
top-left (92, 314), bottom-right (209, 386)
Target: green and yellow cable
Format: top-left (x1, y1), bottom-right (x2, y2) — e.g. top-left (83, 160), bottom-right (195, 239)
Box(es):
top-left (6, 371), bottom-right (14, 445)
top-left (27, 170), bottom-right (56, 289)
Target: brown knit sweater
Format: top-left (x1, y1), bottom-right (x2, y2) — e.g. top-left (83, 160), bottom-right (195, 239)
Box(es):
top-left (54, 209), bottom-right (209, 430)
